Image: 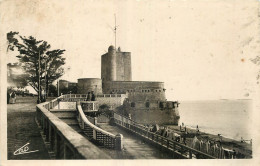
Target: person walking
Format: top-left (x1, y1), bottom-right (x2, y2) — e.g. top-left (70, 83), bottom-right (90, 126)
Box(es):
top-left (91, 91), bottom-right (96, 101)
top-left (196, 125), bottom-right (200, 134)
top-left (7, 91), bottom-right (10, 104)
top-left (183, 132), bottom-right (187, 145)
top-left (10, 91), bottom-right (16, 104)
top-left (87, 92), bottom-right (91, 101)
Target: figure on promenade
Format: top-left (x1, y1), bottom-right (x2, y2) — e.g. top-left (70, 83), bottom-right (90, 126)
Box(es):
top-left (7, 91), bottom-right (10, 104)
top-left (196, 125), bottom-right (200, 134)
top-left (10, 91), bottom-right (16, 104)
top-left (183, 132), bottom-right (187, 145)
top-left (91, 91), bottom-right (96, 101)
top-left (87, 92), bottom-right (91, 101)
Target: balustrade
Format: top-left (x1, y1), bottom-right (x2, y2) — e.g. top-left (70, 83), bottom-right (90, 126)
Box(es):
top-left (76, 102), bottom-right (122, 150)
top-left (113, 112), bottom-right (216, 159)
top-left (35, 95), bottom-right (111, 159)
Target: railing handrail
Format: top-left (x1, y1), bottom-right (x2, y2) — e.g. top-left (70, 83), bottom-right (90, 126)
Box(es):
top-left (76, 102), bottom-right (116, 138)
top-left (61, 94), bottom-right (125, 99)
top-left (79, 101), bottom-right (98, 103)
top-left (36, 100), bottom-right (110, 159)
top-left (113, 112), bottom-right (216, 159)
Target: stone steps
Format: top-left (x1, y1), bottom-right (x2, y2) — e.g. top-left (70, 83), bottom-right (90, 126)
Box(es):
top-left (50, 109), bottom-right (76, 112)
top-left (51, 112), bottom-right (76, 119)
top-left (62, 119), bottom-right (79, 126)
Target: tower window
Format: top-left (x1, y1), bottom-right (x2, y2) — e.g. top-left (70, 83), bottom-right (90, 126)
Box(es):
top-left (131, 102), bottom-right (135, 107)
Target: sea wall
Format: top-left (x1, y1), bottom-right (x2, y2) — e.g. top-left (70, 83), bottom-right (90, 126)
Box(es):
top-left (128, 108), bottom-right (179, 125)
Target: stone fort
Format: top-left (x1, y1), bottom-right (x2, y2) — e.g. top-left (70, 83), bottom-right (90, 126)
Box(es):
top-left (60, 45), bottom-right (179, 125)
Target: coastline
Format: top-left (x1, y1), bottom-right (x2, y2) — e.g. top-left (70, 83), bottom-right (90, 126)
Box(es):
top-left (166, 125), bottom-right (252, 158)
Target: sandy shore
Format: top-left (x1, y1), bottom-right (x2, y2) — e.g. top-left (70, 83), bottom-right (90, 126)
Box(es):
top-left (165, 125), bottom-right (252, 158)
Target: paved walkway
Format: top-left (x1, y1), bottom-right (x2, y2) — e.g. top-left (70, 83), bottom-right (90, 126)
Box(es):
top-left (7, 97), bottom-right (50, 159)
top-left (97, 123), bottom-right (173, 159)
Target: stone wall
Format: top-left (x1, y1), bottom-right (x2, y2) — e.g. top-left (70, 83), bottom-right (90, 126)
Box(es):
top-left (116, 52), bottom-right (132, 81)
top-left (57, 94), bottom-right (127, 111)
top-left (101, 46), bottom-right (117, 82)
top-left (95, 94), bottom-right (127, 110)
top-left (128, 108), bottom-right (179, 125)
top-left (58, 102), bottom-right (77, 109)
top-left (77, 78), bottom-right (102, 94)
top-left (101, 46), bottom-right (132, 82)
top-left (103, 81), bottom-right (166, 109)
top-left (101, 53), bottom-right (109, 81)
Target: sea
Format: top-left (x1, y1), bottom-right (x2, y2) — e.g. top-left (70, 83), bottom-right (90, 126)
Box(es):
top-left (177, 100), bottom-right (253, 141)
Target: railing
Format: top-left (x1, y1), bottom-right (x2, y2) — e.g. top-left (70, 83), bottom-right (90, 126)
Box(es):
top-left (80, 101), bottom-right (97, 111)
top-left (61, 94), bottom-right (123, 99)
top-left (113, 113), bottom-right (216, 159)
top-left (36, 96), bottom-right (111, 159)
top-left (76, 102), bottom-right (123, 150)
top-left (58, 94), bottom-right (125, 111)
top-left (97, 94), bottom-right (123, 97)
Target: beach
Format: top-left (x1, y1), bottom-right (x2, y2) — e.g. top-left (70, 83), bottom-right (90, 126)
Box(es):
top-left (165, 125), bottom-right (252, 158)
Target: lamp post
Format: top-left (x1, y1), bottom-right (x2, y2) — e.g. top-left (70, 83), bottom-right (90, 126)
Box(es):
top-left (37, 52), bottom-right (41, 104)
top-left (44, 59), bottom-right (47, 101)
top-left (57, 79), bottom-right (59, 97)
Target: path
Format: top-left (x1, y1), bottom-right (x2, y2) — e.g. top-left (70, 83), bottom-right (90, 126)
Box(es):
top-left (7, 96), bottom-right (51, 159)
top-left (97, 123), bottom-right (173, 159)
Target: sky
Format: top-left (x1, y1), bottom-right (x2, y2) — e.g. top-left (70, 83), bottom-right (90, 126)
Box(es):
top-left (1, 0), bottom-right (259, 100)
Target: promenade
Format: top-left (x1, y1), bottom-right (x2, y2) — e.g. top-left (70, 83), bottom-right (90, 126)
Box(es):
top-left (7, 96), bottom-right (50, 159)
top-left (98, 124), bottom-right (173, 159)
top-left (7, 96), bottom-right (174, 159)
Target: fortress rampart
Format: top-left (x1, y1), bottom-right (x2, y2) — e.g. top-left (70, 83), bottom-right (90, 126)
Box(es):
top-left (77, 78), bottom-right (102, 94)
top-left (103, 81), bottom-right (166, 102)
top-left (62, 45), bottom-right (179, 125)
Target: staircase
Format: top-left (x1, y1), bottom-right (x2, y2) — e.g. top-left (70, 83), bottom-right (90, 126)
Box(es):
top-left (49, 109), bottom-right (82, 133)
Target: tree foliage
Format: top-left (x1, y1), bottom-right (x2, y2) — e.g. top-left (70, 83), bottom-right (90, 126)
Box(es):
top-left (7, 63), bottom-right (29, 88)
top-left (7, 31), bottom-right (66, 94)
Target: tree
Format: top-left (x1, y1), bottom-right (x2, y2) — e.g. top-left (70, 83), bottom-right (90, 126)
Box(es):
top-left (48, 84), bottom-right (58, 97)
top-left (7, 31), bottom-right (66, 101)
